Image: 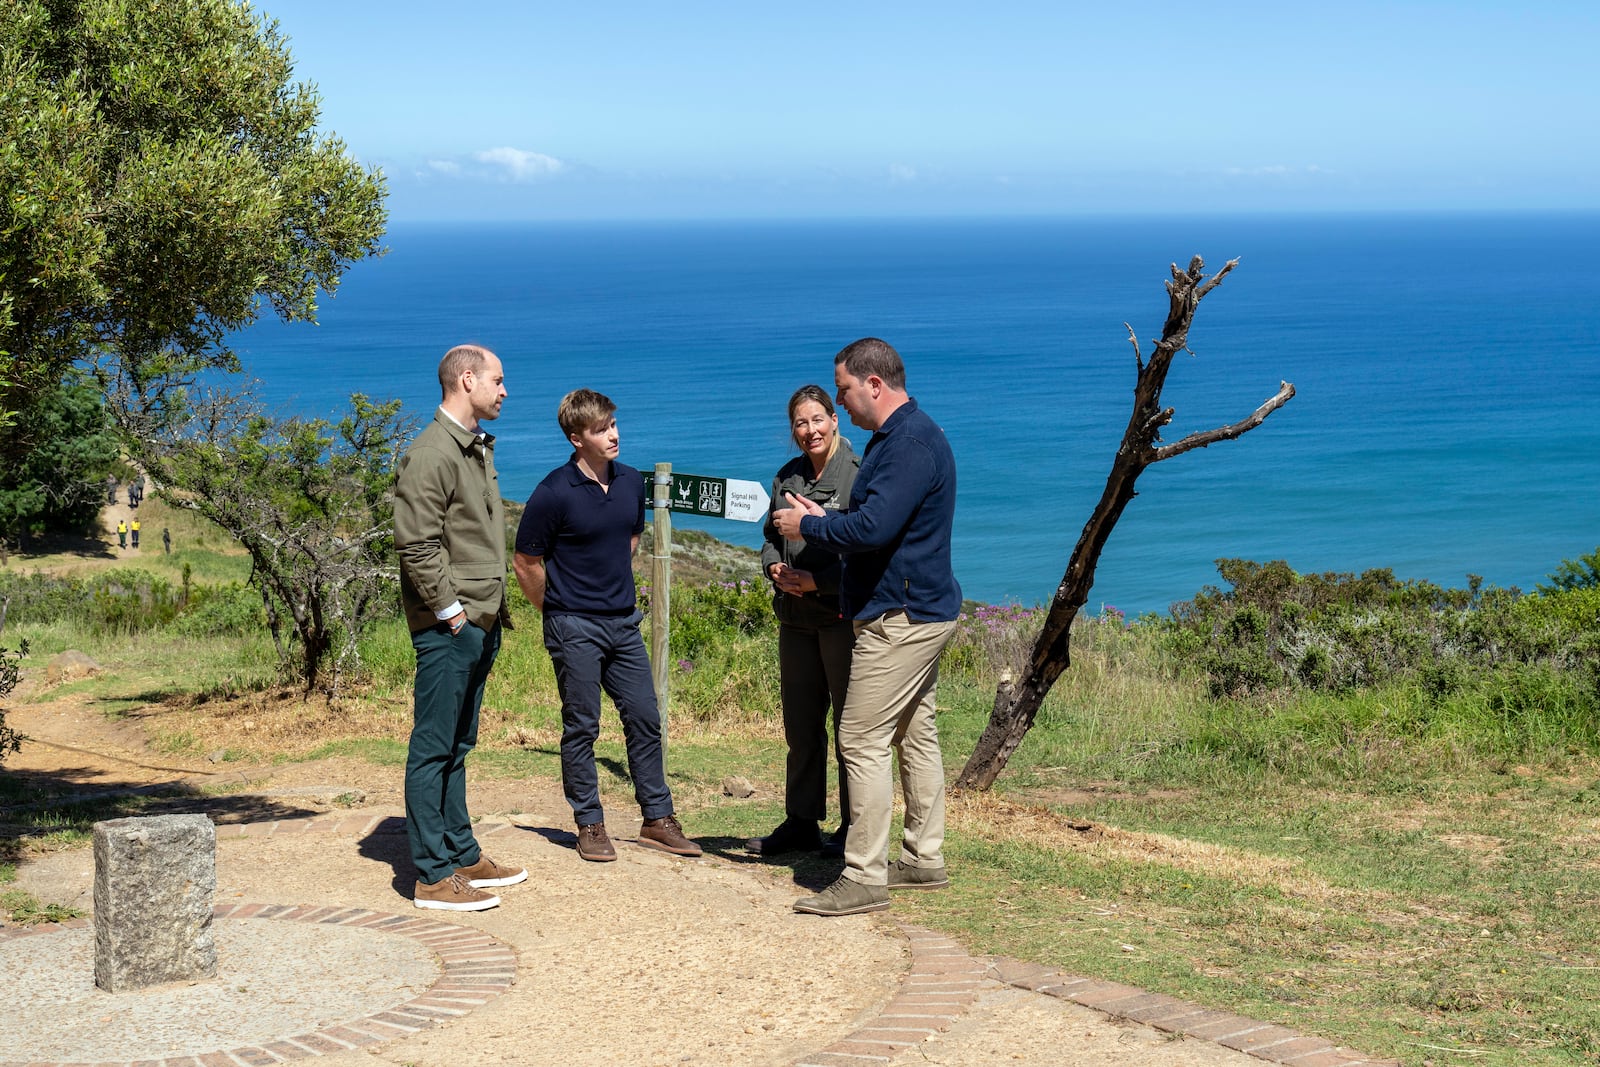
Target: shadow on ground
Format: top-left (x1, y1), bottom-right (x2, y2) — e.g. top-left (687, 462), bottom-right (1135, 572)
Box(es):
top-left (0, 768), bottom-right (328, 864)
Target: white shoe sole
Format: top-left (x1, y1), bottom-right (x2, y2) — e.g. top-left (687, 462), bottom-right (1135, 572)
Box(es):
top-left (414, 893), bottom-right (501, 911)
top-left (466, 869), bottom-right (528, 888)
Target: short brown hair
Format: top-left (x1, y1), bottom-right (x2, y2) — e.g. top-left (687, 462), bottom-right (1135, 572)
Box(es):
top-left (557, 388), bottom-right (617, 439)
top-left (437, 344), bottom-right (492, 397)
top-left (834, 337), bottom-right (905, 391)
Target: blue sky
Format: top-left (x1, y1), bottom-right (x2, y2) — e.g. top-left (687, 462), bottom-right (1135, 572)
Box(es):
top-left (256, 2), bottom-right (1600, 220)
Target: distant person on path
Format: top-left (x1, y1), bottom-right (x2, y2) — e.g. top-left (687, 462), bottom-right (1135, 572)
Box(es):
top-left (513, 389), bottom-right (701, 863)
top-left (127, 481), bottom-right (138, 508)
top-left (775, 338), bottom-right (961, 917)
top-left (106, 474), bottom-right (118, 504)
top-left (162, 527), bottom-right (171, 554)
top-left (750, 384), bottom-right (859, 858)
top-left (394, 344), bottom-right (526, 912)
top-left (130, 518), bottom-right (140, 549)
top-left (116, 519), bottom-right (127, 549)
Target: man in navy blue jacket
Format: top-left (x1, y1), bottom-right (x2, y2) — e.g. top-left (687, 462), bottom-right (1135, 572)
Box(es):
top-left (774, 338), bottom-right (961, 916)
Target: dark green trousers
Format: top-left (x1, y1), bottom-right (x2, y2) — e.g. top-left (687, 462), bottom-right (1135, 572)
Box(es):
top-left (405, 620), bottom-right (501, 884)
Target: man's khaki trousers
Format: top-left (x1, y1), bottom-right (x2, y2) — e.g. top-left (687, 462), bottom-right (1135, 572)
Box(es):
top-left (838, 611), bottom-right (958, 886)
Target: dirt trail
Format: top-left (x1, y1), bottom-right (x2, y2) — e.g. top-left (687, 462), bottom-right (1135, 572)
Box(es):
top-left (0, 686), bottom-right (1315, 1067)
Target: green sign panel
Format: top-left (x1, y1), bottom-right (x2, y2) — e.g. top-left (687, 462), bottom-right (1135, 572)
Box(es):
top-left (645, 471), bottom-right (769, 523)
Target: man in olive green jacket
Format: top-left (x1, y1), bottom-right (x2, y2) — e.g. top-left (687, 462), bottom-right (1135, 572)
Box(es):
top-left (394, 344), bottom-right (524, 912)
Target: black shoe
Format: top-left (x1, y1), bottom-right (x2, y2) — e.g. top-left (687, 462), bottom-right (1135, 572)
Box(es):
top-left (745, 818), bottom-right (822, 855)
top-left (820, 824), bottom-right (848, 858)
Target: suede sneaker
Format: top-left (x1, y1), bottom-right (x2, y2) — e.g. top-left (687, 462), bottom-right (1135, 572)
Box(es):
top-left (455, 853), bottom-right (528, 888)
top-left (638, 815), bottom-right (703, 857)
top-left (745, 817), bottom-right (822, 855)
top-left (793, 875), bottom-right (889, 916)
top-left (887, 858), bottom-right (949, 890)
top-left (576, 822), bottom-right (617, 862)
top-left (414, 873), bottom-right (500, 912)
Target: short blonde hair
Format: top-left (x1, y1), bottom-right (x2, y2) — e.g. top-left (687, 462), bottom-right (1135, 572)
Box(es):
top-left (557, 388), bottom-right (616, 439)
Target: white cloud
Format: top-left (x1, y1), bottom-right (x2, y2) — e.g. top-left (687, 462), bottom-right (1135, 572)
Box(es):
top-left (428, 159), bottom-right (462, 175)
top-left (474, 147), bottom-right (566, 181)
top-left (1222, 164), bottom-right (1325, 178)
top-left (888, 163), bottom-right (918, 184)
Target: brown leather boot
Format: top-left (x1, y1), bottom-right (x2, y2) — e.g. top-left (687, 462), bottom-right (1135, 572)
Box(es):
top-left (576, 822), bottom-right (617, 862)
top-left (638, 814), bottom-right (702, 857)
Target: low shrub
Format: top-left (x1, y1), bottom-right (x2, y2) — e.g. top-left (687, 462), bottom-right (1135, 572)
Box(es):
top-left (0, 641), bottom-right (24, 765)
top-left (0, 569), bottom-right (185, 634)
top-left (168, 583), bottom-right (266, 637)
top-left (1152, 559), bottom-right (1600, 758)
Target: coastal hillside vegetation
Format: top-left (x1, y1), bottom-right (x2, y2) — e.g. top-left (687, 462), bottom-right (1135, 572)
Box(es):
top-left (2, 518), bottom-right (1598, 1065)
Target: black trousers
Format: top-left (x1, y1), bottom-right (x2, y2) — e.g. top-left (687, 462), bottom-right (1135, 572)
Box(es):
top-left (778, 618), bottom-right (855, 824)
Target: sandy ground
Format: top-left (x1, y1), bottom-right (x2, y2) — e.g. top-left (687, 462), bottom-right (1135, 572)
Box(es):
top-left (1, 687), bottom-right (1286, 1067)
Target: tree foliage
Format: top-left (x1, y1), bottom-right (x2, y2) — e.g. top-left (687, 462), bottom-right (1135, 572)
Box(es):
top-left (0, 0), bottom-right (395, 684)
top-left (0, 638), bottom-right (22, 765)
top-left (0, 371), bottom-right (117, 553)
top-left (0, 0), bottom-right (386, 429)
top-left (141, 389), bottom-right (411, 696)
top-left (1538, 547), bottom-right (1600, 595)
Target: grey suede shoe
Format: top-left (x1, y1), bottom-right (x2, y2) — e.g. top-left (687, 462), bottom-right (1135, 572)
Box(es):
top-left (793, 876), bottom-right (890, 916)
top-left (887, 859), bottom-right (949, 890)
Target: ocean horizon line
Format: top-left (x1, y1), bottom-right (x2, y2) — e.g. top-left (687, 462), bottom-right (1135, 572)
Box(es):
top-left (378, 207), bottom-right (1600, 228)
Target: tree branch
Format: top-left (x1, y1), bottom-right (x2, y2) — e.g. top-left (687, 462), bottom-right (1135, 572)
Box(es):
top-left (1124, 323), bottom-right (1143, 372)
top-left (1150, 381), bottom-right (1296, 463)
top-left (956, 253), bottom-right (1294, 792)
top-left (1196, 257), bottom-right (1239, 300)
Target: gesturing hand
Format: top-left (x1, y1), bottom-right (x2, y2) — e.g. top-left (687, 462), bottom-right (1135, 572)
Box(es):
top-left (772, 492), bottom-right (825, 541)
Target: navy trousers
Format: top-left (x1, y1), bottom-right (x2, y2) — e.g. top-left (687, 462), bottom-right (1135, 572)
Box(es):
top-left (543, 610), bottom-right (673, 826)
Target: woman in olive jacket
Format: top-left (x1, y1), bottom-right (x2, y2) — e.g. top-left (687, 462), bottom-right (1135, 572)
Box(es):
top-left (750, 384), bottom-right (860, 856)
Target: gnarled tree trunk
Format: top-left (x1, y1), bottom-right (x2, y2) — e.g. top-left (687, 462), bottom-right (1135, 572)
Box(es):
top-left (955, 255), bottom-right (1295, 791)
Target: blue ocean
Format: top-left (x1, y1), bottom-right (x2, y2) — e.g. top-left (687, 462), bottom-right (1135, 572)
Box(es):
top-left (235, 215), bottom-right (1600, 616)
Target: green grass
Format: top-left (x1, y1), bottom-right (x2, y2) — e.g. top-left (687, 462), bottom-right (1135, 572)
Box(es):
top-left (13, 624), bottom-right (280, 706)
top-left (6, 539), bottom-right (1600, 1064)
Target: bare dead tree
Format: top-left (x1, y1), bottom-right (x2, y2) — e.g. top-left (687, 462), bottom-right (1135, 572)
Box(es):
top-left (954, 255), bottom-right (1295, 791)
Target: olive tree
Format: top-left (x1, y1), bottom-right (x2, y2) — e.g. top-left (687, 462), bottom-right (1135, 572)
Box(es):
top-left (0, 0), bottom-right (399, 693)
top-left (138, 387), bottom-right (412, 696)
top-left (0, 0), bottom-right (386, 431)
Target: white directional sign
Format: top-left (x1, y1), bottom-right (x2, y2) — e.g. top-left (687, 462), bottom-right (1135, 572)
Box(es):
top-left (651, 472), bottom-right (770, 523)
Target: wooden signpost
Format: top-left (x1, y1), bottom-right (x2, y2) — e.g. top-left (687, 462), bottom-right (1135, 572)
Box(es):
top-left (646, 465), bottom-right (770, 731)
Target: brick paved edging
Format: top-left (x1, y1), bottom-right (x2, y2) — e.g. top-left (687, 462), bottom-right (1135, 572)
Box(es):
top-left (793, 926), bottom-right (1399, 1067)
top-left (0, 903), bottom-right (517, 1067)
top-left (793, 926), bottom-right (990, 1066)
top-left (7, 811), bottom-right (1393, 1066)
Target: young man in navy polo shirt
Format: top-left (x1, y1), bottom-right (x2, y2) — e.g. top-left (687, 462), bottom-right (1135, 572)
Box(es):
top-left (512, 389), bottom-right (701, 862)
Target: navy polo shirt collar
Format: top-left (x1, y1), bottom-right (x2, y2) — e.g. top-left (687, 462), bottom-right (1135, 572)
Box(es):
top-left (562, 455), bottom-right (616, 486)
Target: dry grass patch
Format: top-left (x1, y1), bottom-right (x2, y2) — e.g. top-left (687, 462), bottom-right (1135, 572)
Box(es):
top-left (945, 791), bottom-right (1365, 909)
top-left (147, 686), bottom-right (409, 759)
